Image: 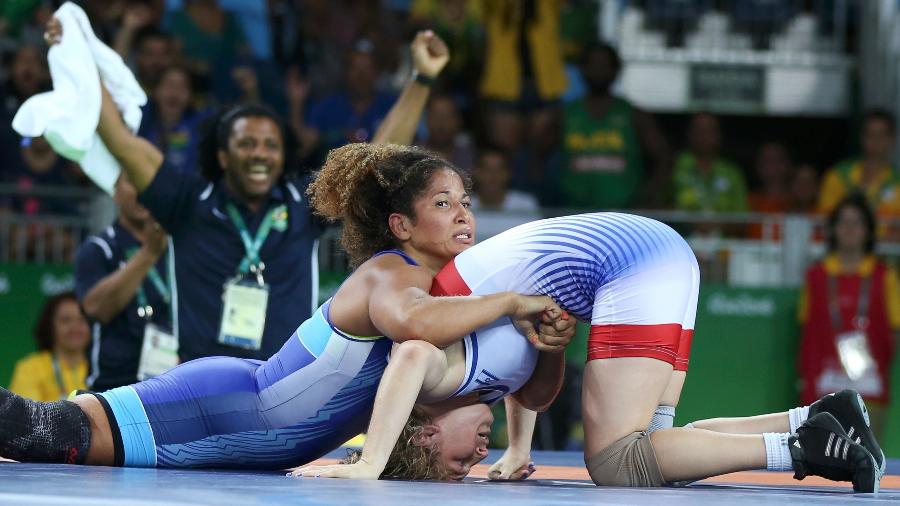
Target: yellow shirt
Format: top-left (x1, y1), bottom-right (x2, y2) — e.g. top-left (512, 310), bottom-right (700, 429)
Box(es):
top-left (817, 161), bottom-right (900, 217)
top-left (8, 351), bottom-right (87, 401)
top-left (479, 0), bottom-right (567, 101)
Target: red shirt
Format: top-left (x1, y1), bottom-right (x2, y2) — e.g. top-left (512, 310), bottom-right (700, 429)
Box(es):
top-left (798, 256), bottom-right (899, 404)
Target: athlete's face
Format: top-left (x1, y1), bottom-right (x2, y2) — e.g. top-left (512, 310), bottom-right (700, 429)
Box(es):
top-left (429, 403), bottom-right (493, 480)
top-left (401, 169), bottom-right (475, 269)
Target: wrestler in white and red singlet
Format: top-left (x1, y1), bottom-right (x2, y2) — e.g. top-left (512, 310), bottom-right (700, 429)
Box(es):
top-left (431, 212), bottom-right (700, 376)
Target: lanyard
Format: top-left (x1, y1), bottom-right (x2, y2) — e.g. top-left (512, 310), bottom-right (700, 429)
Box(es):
top-left (126, 246), bottom-right (172, 319)
top-left (51, 354), bottom-right (67, 398)
top-left (225, 203), bottom-right (279, 276)
top-left (827, 273), bottom-right (871, 331)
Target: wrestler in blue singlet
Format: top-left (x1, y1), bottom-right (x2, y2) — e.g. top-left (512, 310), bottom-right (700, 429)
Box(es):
top-left (97, 250), bottom-right (415, 469)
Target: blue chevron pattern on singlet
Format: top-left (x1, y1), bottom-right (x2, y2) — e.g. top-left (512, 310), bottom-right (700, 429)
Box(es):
top-left (485, 213), bottom-right (689, 322)
top-left (155, 339), bottom-right (389, 469)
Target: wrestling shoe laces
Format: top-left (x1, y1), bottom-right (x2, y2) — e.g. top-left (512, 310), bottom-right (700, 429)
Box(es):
top-left (788, 412), bottom-right (880, 493)
top-left (809, 389), bottom-right (885, 478)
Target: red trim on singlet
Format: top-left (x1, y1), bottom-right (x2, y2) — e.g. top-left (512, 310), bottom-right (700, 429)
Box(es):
top-left (588, 323), bottom-right (694, 371)
top-left (674, 328), bottom-right (693, 372)
top-left (430, 259), bottom-right (472, 296)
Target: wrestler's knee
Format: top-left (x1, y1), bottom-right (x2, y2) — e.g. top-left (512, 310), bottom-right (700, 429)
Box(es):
top-left (585, 431), bottom-right (665, 487)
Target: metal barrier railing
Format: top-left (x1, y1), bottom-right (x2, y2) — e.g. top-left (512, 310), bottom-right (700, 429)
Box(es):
top-left (314, 209), bottom-right (833, 288)
top-left (0, 184), bottom-right (101, 264)
top-left (2, 183), bottom-right (893, 290)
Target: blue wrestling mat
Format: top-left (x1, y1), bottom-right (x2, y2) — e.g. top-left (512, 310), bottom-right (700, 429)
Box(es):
top-left (0, 451), bottom-right (897, 505)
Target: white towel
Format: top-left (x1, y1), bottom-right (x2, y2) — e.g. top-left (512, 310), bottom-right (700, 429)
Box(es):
top-left (11, 1), bottom-right (146, 195)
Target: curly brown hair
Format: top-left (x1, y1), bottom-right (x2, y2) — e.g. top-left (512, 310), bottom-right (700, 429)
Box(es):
top-left (342, 406), bottom-right (448, 480)
top-left (307, 143), bottom-right (472, 268)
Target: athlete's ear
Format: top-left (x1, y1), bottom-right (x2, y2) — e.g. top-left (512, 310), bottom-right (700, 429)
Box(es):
top-left (411, 424), bottom-right (440, 447)
top-left (388, 213), bottom-right (413, 242)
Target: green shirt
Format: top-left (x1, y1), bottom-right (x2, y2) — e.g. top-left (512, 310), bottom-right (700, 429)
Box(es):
top-left (561, 97), bottom-right (644, 210)
top-left (169, 10), bottom-right (246, 64)
top-left (673, 152), bottom-right (748, 212)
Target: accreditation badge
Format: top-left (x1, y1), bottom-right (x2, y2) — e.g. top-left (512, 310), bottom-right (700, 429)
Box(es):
top-left (218, 278), bottom-right (269, 350)
top-left (137, 323), bottom-right (178, 380)
top-left (835, 330), bottom-right (877, 382)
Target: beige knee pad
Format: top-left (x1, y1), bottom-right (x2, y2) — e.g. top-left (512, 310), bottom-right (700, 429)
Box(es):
top-left (586, 431), bottom-right (665, 487)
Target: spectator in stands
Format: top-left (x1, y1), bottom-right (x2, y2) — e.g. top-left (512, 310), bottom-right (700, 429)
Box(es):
top-left (4, 136), bottom-right (81, 213)
top-left (409, 0), bottom-right (484, 98)
top-left (748, 141), bottom-right (792, 214)
top-left (746, 141), bottom-right (792, 239)
top-left (1, 44), bottom-right (48, 119)
top-left (225, 59), bottom-right (288, 113)
top-left (673, 112), bottom-right (749, 213)
top-left (420, 94), bottom-right (475, 173)
top-left (112, 5), bottom-right (171, 90)
top-left (298, 39), bottom-right (398, 162)
top-left (130, 27), bottom-right (176, 91)
top-left (271, 0), bottom-right (351, 99)
top-left (479, 0), bottom-right (566, 107)
top-left (167, 0), bottom-right (249, 92)
top-left (477, 1), bottom-right (567, 203)
top-left (80, 0), bottom-right (145, 44)
top-left (818, 109), bottom-right (900, 219)
top-left (2, 1), bottom-right (56, 47)
top-left (483, 106), bottom-right (529, 186)
top-left (1, 44), bottom-right (50, 154)
top-left (798, 195), bottom-right (898, 440)
top-left (470, 145), bottom-right (542, 240)
top-left (138, 65), bottom-right (209, 174)
top-left (165, 0), bottom-right (273, 61)
top-left (74, 176), bottom-right (171, 391)
top-left (9, 291), bottom-right (89, 402)
top-left (2, 136), bottom-right (83, 262)
top-left (0, 0), bottom-right (49, 40)
top-left (559, 42), bottom-right (671, 211)
top-left (789, 162), bottom-right (819, 213)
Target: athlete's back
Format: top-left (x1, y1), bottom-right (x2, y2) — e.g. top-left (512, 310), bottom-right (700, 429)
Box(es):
top-left (442, 213), bottom-right (692, 321)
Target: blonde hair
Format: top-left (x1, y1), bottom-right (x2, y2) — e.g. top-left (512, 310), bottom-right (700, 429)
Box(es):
top-left (307, 143), bottom-right (471, 267)
top-left (342, 406), bottom-right (448, 480)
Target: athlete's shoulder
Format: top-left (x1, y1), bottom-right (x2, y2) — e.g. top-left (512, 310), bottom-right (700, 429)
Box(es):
top-left (357, 252), bottom-right (433, 291)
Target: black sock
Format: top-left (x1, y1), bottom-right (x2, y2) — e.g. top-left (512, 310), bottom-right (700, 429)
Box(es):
top-left (0, 387), bottom-right (92, 464)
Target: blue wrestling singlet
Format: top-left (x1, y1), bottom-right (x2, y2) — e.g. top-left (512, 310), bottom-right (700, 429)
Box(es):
top-left (98, 250), bottom-right (417, 469)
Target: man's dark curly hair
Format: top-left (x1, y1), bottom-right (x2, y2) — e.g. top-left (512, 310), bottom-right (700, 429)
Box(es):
top-left (197, 103), bottom-right (301, 182)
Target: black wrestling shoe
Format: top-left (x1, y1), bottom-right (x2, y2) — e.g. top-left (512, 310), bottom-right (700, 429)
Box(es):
top-left (809, 390), bottom-right (885, 477)
top-left (788, 412), bottom-right (880, 493)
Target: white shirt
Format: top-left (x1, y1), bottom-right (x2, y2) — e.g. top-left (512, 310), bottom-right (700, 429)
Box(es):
top-left (471, 191), bottom-right (542, 241)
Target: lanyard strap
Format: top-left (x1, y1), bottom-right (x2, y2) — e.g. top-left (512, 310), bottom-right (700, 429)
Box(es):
top-left (225, 203), bottom-right (279, 275)
top-left (51, 354), bottom-right (67, 398)
top-left (125, 247), bottom-right (172, 310)
top-left (827, 273), bottom-right (871, 330)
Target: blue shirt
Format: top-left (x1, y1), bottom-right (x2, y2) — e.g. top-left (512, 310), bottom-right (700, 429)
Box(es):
top-left (74, 223), bottom-right (172, 391)
top-left (139, 161), bottom-right (324, 362)
top-left (307, 91), bottom-right (397, 154)
top-left (138, 103), bottom-right (212, 175)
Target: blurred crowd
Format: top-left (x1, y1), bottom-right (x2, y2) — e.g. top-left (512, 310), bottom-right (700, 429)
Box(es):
top-left (1, 0), bottom-right (898, 451)
top-left (1, 0), bottom-right (897, 249)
